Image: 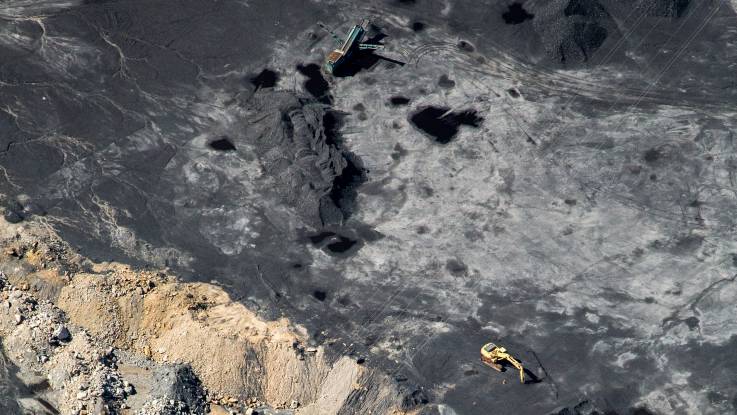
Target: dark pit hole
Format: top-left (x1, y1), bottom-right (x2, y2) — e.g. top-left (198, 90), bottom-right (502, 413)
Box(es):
top-left (457, 40), bottom-right (475, 52)
top-left (329, 152), bottom-right (367, 219)
top-left (312, 290), bottom-right (327, 302)
top-left (292, 263), bottom-right (303, 269)
top-left (446, 259), bottom-right (468, 276)
top-left (409, 106), bottom-right (483, 144)
top-left (326, 236), bottom-right (358, 253)
top-left (356, 357), bottom-right (366, 364)
top-left (502, 2), bottom-right (534, 24)
top-left (411, 21), bottom-right (426, 31)
top-left (672, 0), bottom-right (690, 17)
top-left (323, 111), bottom-right (346, 147)
top-left (309, 231), bottom-right (336, 245)
top-left (208, 137), bottom-right (237, 151)
top-left (250, 69), bottom-right (279, 89)
top-left (644, 148), bottom-right (661, 163)
top-left (683, 316), bottom-right (700, 330)
top-left (297, 63), bottom-right (332, 104)
top-left (389, 96), bottom-right (411, 106)
top-left (438, 74), bottom-right (456, 89)
top-left (6, 200), bottom-right (30, 222)
top-left (564, 199), bottom-right (577, 206)
top-left (507, 88), bottom-right (520, 98)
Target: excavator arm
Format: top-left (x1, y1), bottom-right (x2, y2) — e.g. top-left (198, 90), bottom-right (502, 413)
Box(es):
top-left (358, 43), bottom-right (384, 50)
top-left (504, 355), bottom-right (526, 384)
top-left (480, 343), bottom-right (526, 384)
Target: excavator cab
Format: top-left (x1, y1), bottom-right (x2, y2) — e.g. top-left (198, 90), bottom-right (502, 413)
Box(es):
top-left (480, 342), bottom-right (526, 384)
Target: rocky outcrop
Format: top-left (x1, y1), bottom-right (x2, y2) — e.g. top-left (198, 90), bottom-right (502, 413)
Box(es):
top-left (0, 218), bottom-right (409, 414)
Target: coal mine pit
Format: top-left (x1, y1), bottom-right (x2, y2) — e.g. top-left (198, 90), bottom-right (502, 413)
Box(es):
top-left (389, 96), bottom-right (411, 106)
top-left (2, 1), bottom-right (737, 414)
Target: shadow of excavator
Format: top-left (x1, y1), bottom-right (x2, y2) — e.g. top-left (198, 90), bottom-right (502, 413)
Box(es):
top-left (332, 33), bottom-right (406, 77)
top-left (492, 359), bottom-right (543, 384)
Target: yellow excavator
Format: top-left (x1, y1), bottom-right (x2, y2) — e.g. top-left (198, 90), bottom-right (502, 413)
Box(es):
top-left (480, 342), bottom-right (525, 384)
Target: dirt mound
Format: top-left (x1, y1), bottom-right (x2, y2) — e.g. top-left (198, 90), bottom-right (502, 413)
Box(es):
top-left (242, 91), bottom-right (365, 227)
top-left (532, 0), bottom-right (618, 64)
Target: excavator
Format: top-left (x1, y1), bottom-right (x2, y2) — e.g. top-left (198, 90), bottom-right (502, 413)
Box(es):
top-left (480, 342), bottom-right (525, 384)
top-left (318, 19), bottom-right (384, 75)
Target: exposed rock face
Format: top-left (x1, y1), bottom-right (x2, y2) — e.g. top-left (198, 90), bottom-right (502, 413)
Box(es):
top-left (243, 91), bottom-right (365, 227)
top-left (0, 219), bottom-right (407, 414)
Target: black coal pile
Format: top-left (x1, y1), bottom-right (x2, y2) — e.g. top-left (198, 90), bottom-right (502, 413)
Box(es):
top-left (532, 0), bottom-right (619, 64)
top-left (243, 91), bottom-right (364, 227)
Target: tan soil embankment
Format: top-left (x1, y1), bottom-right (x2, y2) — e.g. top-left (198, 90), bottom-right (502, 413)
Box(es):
top-left (0, 218), bottom-right (413, 415)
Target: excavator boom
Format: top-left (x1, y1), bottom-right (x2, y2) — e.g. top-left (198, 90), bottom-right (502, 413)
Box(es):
top-left (506, 355), bottom-right (525, 384)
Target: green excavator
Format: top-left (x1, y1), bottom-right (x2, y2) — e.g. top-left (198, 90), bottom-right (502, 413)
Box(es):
top-left (319, 19), bottom-right (384, 75)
